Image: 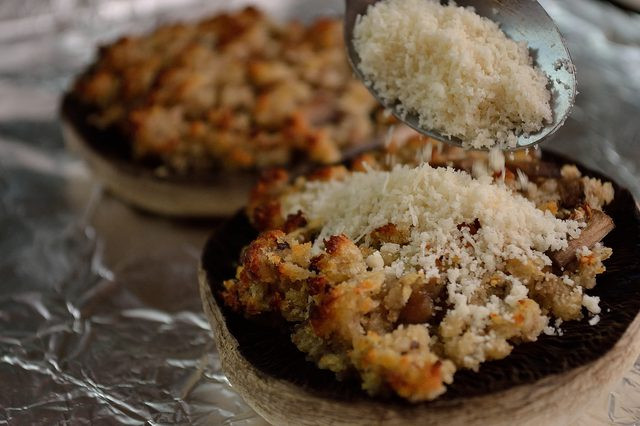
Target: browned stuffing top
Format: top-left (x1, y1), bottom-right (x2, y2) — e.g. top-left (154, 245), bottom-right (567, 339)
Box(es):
top-left (69, 7), bottom-right (399, 175)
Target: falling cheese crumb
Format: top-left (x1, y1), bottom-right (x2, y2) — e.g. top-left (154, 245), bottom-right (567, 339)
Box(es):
top-left (353, 0), bottom-right (552, 149)
top-left (366, 251), bottom-right (385, 270)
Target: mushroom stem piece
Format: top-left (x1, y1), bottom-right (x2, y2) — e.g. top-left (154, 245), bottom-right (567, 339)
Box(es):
top-left (551, 210), bottom-right (615, 268)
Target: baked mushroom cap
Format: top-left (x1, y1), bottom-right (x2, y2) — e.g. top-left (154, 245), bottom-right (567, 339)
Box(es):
top-left (61, 115), bottom-right (255, 217)
top-left (60, 8), bottom-right (404, 217)
top-left (199, 151), bottom-right (640, 425)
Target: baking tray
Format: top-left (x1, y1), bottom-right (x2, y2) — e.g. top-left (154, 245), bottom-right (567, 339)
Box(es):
top-left (0, 0), bottom-right (639, 424)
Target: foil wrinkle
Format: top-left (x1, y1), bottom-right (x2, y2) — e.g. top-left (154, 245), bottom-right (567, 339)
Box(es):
top-left (0, 0), bottom-right (638, 424)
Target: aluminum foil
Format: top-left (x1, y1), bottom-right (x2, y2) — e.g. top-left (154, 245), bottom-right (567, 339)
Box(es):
top-left (0, 0), bottom-right (638, 424)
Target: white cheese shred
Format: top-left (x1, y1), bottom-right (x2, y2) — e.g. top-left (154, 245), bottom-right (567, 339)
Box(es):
top-left (282, 164), bottom-right (585, 331)
top-left (353, 0), bottom-right (552, 149)
top-left (582, 294), bottom-right (601, 315)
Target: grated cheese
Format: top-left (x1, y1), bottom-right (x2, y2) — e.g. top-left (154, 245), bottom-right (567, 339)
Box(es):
top-left (353, 0), bottom-right (552, 149)
top-left (582, 294), bottom-right (601, 314)
top-left (282, 164), bottom-right (585, 350)
top-left (366, 251), bottom-right (385, 270)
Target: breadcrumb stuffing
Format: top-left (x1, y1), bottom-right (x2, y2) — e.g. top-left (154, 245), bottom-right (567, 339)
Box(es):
top-left (227, 139), bottom-right (614, 402)
top-left (70, 8), bottom-right (410, 174)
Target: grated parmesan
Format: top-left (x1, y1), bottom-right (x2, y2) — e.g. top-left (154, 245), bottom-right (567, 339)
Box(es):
top-left (366, 251), bottom-right (385, 270)
top-left (353, 0), bottom-right (552, 149)
top-left (282, 164), bottom-right (585, 354)
top-left (582, 294), bottom-right (601, 315)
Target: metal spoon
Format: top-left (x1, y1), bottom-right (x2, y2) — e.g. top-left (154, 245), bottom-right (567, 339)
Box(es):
top-left (344, 0), bottom-right (577, 150)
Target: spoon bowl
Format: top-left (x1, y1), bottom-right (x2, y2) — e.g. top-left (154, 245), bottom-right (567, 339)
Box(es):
top-left (344, 0), bottom-right (577, 150)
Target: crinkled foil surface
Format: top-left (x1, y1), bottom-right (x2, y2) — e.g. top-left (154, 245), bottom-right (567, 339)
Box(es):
top-left (0, 0), bottom-right (639, 424)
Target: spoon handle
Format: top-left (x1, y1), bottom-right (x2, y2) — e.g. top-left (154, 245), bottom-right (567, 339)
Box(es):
top-left (345, 0), bottom-right (378, 23)
top-left (345, 0), bottom-right (377, 8)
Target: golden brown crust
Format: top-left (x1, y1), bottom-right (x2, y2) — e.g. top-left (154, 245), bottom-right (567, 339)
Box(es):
top-left (70, 8), bottom-right (400, 175)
